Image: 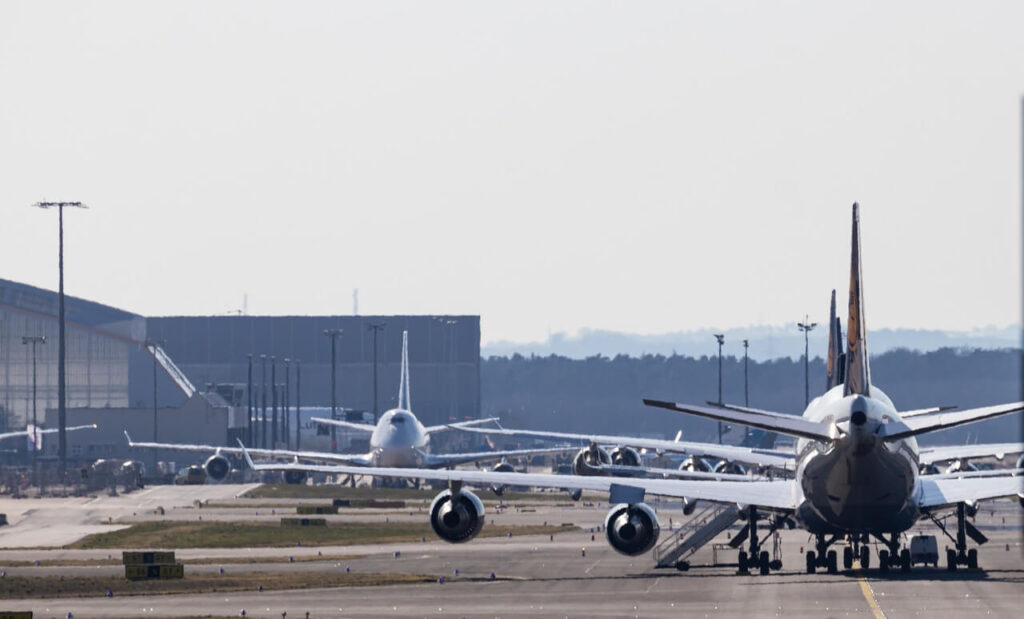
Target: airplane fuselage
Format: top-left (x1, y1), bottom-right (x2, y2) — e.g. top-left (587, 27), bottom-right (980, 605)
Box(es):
top-left (367, 408), bottom-right (432, 467)
top-left (794, 385), bottom-right (921, 535)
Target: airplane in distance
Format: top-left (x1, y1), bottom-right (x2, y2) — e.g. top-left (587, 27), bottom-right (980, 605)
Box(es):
top-left (128, 330), bottom-right (570, 483)
top-left (0, 424), bottom-right (97, 445)
top-left (243, 204), bottom-right (1023, 574)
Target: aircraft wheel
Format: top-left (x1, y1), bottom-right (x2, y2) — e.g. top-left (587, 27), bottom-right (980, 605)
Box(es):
top-left (738, 551), bottom-right (748, 572)
top-left (967, 548), bottom-right (978, 569)
top-left (946, 548), bottom-right (957, 572)
top-left (759, 551), bottom-right (770, 575)
top-left (675, 560), bottom-right (690, 572)
top-left (806, 550), bottom-right (816, 574)
top-left (843, 547), bottom-right (853, 570)
top-left (860, 545), bottom-right (870, 569)
top-left (879, 550), bottom-right (889, 573)
top-left (769, 559), bottom-right (783, 571)
top-left (900, 549), bottom-right (911, 573)
top-left (826, 550), bottom-right (838, 574)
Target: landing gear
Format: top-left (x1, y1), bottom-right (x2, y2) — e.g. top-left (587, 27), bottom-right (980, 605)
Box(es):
top-left (879, 549), bottom-right (889, 574)
top-left (932, 502), bottom-right (987, 571)
top-left (806, 550), bottom-right (816, 574)
top-left (900, 549), bottom-right (911, 573)
top-left (871, 531), bottom-right (905, 574)
top-left (843, 546), bottom-right (853, 570)
top-left (736, 507), bottom-right (784, 575)
top-left (805, 534), bottom-right (838, 574)
top-left (860, 545), bottom-right (870, 570)
top-left (826, 550), bottom-right (838, 574)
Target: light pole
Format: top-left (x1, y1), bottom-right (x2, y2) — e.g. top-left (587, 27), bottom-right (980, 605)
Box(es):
top-left (33, 200), bottom-right (87, 482)
top-left (294, 359), bottom-right (302, 450)
top-left (260, 354), bottom-right (267, 449)
top-left (21, 336), bottom-right (45, 486)
top-left (144, 338), bottom-right (164, 475)
top-left (284, 358), bottom-right (291, 450)
top-left (742, 339), bottom-right (750, 443)
top-left (324, 329), bottom-right (343, 452)
top-left (270, 356), bottom-right (278, 448)
top-left (367, 322), bottom-right (386, 419)
top-left (797, 316), bottom-right (818, 408)
top-left (246, 354), bottom-right (253, 446)
top-left (714, 333), bottom-right (725, 444)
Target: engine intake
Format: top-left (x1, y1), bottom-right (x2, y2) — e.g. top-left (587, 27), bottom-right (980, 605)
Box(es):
top-left (490, 462), bottom-right (515, 496)
top-left (572, 446), bottom-right (611, 476)
top-left (204, 455), bottom-right (231, 481)
top-left (430, 489), bottom-right (485, 543)
top-left (609, 446), bottom-right (641, 467)
top-left (679, 456), bottom-right (712, 473)
top-left (604, 503), bottom-right (660, 556)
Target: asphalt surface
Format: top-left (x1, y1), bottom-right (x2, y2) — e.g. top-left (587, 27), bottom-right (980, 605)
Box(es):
top-left (0, 484), bottom-right (1021, 618)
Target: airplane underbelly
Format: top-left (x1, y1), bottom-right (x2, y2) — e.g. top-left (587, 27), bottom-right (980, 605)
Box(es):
top-left (800, 437), bottom-right (918, 533)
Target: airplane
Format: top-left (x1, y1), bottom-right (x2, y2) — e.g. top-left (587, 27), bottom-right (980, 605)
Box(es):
top-left (241, 204), bottom-right (1023, 575)
top-left (0, 424), bottom-right (97, 445)
top-left (127, 330), bottom-right (571, 484)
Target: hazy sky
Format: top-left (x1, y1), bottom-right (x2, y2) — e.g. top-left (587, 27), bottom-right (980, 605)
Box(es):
top-left (1, 1), bottom-right (1021, 345)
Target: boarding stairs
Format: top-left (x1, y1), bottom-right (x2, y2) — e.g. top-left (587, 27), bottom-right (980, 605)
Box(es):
top-left (653, 503), bottom-right (741, 568)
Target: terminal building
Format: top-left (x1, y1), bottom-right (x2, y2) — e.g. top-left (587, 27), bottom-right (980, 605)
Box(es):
top-left (0, 277), bottom-right (481, 465)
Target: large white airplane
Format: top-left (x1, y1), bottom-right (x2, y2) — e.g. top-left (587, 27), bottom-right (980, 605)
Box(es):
top-left (128, 330), bottom-right (569, 483)
top-left (242, 204), bottom-right (1023, 574)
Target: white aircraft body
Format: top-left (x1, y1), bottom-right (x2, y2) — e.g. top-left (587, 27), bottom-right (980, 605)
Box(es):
top-left (128, 331), bottom-right (569, 482)
top-left (243, 205), bottom-right (1024, 573)
top-left (0, 424), bottom-right (96, 445)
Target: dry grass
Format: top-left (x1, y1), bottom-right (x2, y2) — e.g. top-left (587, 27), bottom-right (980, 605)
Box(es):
top-left (0, 570), bottom-right (433, 599)
top-left (70, 520), bottom-right (576, 549)
top-left (0, 553), bottom-right (365, 567)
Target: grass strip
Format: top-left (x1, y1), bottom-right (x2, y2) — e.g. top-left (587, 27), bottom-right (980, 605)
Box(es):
top-left (244, 484), bottom-right (570, 503)
top-left (0, 554), bottom-right (366, 568)
top-left (70, 521), bottom-right (576, 549)
top-left (0, 571), bottom-right (433, 599)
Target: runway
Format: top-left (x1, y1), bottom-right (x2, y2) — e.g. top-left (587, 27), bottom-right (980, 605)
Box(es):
top-left (1, 485), bottom-right (1020, 618)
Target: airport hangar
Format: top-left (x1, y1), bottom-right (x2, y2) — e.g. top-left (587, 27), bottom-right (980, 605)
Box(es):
top-left (0, 277), bottom-right (482, 465)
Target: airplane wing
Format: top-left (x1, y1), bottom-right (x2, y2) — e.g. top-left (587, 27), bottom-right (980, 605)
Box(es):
top-left (125, 432), bottom-right (372, 466)
top-left (919, 443), bottom-right (1024, 466)
top-left (0, 424), bottom-right (96, 441)
top-left (643, 399), bottom-right (834, 442)
top-left (449, 425), bottom-right (795, 468)
top-left (423, 417), bottom-right (500, 435)
top-left (918, 470), bottom-right (1023, 510)
top-left (423, 446), bottom-right (577, 468)
top-left (589, 463), bottom-right (765, 482)
top-left (309, 417), bottom-right (377, 432)
top-left (879, 401), bottom-right (1024, 441)
top-left (899, 406), bottom-right (957, 419)
top-left (239, 442), bottom-right (799, 510)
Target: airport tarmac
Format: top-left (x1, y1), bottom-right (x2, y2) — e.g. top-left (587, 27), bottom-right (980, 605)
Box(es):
top-left (1, 484), bottom-right (1021, 618)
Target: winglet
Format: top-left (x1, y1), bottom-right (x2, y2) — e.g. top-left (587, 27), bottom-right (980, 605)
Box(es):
top-left (124, 430), bottom-right (134, 445)
top-left (844, 203), bottom-right (871, 396)
top-left (236, 439), bottom-right (257, 470)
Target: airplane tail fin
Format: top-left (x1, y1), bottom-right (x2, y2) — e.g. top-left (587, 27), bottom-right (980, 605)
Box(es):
top-left (826, 289), bottom-right (845, 390)
top-left (397, 330), bottom-right (411, 410)
top-left (843, 203), bottom-right (871, 396)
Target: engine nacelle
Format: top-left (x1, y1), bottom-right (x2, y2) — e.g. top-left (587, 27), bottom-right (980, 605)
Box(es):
top-left (490, 462), bottom-right (515, 496)
top-left (679, 456), bottom-right (712, 473)
top-left (682, 497), bottom-right (698, 515)
top-left (1017, 454), bottom-right (1024, 470)
top-left (430, 489), bottom-right (485, 543)
top-left (204, 454), bottom-right (231, 481)
top-left (283, 470), bottom-right (308, 485)
top-left (964, 500), bottom-right (979, 518)
top-left (713, 460), bottom-right (747, 476)
top-left (572, 446), bottom-right (611, 476)
top-left (604, 503), bottom-right (660, 556)
top-left (920, 463), bottom-right (941, 476)
top-left (568, 488), bottom-right (583, 501)
top-left (609, 446), bottom-right (642, 467)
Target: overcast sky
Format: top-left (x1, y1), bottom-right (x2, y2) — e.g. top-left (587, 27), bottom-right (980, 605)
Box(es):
top-left (1, 1), bottom-right (1021, 345)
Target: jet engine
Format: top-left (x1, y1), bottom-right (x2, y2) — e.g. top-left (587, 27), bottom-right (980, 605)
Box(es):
top-left (490, 461), bottom-right (515, 496)
top-left (678, 456), bottom-right (712, 473)
top-left (283, 470), bottom-right (308, 485)
top-left (1017, 454), bottom-right (1024, 470)
top-left (682, 497), bottom-right (698, 515)
top-left (572, 445), bottom-right (611, 476)
top-left (713, 460), bottom-right (747, 475)
top-left (609, 446), bottom-right (642, 467)
top-left (430, 488), bottom-right (485, 543)
top-left (203, 454), bottom-right (231, 481)
top-left (604, 503), bottom-right (660, 556)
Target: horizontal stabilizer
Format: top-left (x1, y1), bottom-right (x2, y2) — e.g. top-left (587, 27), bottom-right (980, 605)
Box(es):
top-left (919, 442), bottom-right (1024, 466)
top-left (424, 417), bottom-right (500, 435)
top-left (643, 399), bottom-right (835, 442)
top-left (880, 402), bottom-right (1024, 441)
top-left (309, 417), bottom-right (377, 432)
top-left (919, 471), bottom-right (1023, 510)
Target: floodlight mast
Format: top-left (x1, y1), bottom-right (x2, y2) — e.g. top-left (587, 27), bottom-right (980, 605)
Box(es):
top-left (797, 316), bottom-right (818, 407)
top-left (22, 335), bottom-right (46, 486)
top-left (713, 333), bottom-right (725, 444)
top-left (33, 200), bottom-right (87, 483)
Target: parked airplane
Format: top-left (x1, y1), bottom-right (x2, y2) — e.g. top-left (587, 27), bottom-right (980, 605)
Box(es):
top-left (127, 330), bottom-right (569, 483)
top-left (0, 424), bottom-right (96, 445)
top-left (243, 204), bottom-right (1023, 574)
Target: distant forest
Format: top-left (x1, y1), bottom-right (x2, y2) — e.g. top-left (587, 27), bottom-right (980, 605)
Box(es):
top-left (480, 348), bottom-right (1022, 447)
